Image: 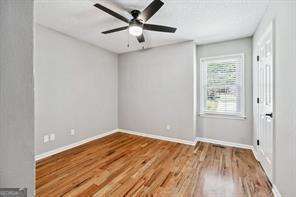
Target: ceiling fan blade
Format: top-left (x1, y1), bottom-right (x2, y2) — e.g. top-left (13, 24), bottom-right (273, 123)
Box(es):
top-left (138, 0), bottom-right (164, 22)
top-left (143, 24), bottom-right (177, 33)
top-left (94, 3), bottom-right (129, 23)
top-left (137, 34), bottom-right (145, 43)
top-left (102, 26), bottom-right (128, 34)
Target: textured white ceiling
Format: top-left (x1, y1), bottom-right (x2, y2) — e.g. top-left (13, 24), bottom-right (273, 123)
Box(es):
top-left (35, 0), bottom-right (269, 54)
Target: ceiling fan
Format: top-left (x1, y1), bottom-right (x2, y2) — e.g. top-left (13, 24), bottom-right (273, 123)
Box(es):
top-left (93, 0), bottom-right (177, 43)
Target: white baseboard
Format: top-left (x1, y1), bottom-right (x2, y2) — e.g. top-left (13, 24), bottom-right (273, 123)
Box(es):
top-left (196, 137), bottom-right (253, 149)
top-left (118, 129), bottom-right (196, 146)
top-left (35, 130), bottom-right (254, 161)
top-left (251, 147), bottom-right (260, 160)
top-left (272, 183), bottom-right (281, 197)
top-left (35, 129), bottom-right (119, 161)
top-left (194, 137), bottom-right (199, 145)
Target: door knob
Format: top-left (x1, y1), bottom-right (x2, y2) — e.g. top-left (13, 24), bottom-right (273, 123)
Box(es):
top-left (265, 113), bottom-right (273, 118)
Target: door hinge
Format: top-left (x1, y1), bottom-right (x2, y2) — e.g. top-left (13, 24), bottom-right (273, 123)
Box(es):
top-left (257, 139), bottom-right (260, 146)
top-left (257, 55), bottom-right (260, 62)
top-left (257, 98), bottom-right (260, 104)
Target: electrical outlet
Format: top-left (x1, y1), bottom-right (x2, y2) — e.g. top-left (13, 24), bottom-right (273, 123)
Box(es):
top-left (166, 125), bottom-right (171, 131)
top-left (43, 135), bottom-right (49, 143)
top-left (70, 129), bottom-right (75, 136)
top-left (50, 133), bottom-right (55, 141)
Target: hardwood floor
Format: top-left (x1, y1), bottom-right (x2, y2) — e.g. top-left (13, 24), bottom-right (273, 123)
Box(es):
top-left (36, 132), bottom-right (273, 196)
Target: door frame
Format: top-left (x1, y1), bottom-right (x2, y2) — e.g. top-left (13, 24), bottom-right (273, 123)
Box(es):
top-left (254, 20), bottom-right (275, 181)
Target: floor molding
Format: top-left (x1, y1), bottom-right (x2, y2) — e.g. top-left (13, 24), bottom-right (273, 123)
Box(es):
top-left (272, 183), bottom-right (281, 197)
top-left (35, 130), bottom-right (255, 161)
top-left (35, 129), bottom-right (118, 161)
top-left (196, 137), bottom-right (253, 149)
top-left (251, 147), bottom-right (260, 161)
top-left (118, 129), bottom-right (196, 146)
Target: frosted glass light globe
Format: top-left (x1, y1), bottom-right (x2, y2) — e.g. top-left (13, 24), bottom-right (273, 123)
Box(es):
top-left (129, 24), bottom-right (143, 36)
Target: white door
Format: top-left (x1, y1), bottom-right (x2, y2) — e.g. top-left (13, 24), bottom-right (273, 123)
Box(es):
top-left (256, 23), bottom-right (274, 180)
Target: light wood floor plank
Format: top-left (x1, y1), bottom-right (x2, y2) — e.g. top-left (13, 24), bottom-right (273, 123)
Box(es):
top-left (36, 132), bottom-right (273, 196)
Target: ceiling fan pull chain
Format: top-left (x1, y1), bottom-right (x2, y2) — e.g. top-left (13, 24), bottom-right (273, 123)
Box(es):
top-left (127, 31), bottom-right (130, 48)
top-left (141, 32), bottom-right (145, 50)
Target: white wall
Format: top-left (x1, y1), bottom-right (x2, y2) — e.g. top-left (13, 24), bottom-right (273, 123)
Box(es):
top-left (34, 25), bottom-right (118, 155)
top-left (253, 2), bottom-right (296, 196)
top-left (0, 1), bottom-right (35, 196)
top-left (196, 38), bottom-right (253, 145)
top-left (118, 41), bottom-right (197, 142)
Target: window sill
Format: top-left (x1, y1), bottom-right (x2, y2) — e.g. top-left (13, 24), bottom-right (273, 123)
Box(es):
top-left (198, 113), bottom-right (247, 120)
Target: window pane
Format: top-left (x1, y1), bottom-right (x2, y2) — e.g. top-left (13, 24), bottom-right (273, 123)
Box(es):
top-left (207, 62), bottom-right (237, 86)
top-left (206, 85), bottom-right (238, 112)
top-left (204, 58), bottom-right (242, 115)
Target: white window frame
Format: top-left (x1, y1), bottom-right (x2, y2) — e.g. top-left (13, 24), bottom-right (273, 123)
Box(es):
top-left (200, 53), bottom-right (245, 118)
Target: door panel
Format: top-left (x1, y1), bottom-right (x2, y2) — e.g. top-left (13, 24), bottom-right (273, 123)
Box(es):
top-left (256, 23), bottom-right (273, 180)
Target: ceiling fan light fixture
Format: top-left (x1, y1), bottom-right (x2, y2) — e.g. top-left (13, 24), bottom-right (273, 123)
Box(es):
top-left (94, 0), bottom-right (176, 44)
top-left (129, 23), bottom-right (143, 36)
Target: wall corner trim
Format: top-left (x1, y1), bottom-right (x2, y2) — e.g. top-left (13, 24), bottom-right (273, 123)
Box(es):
top-left (196, 137), bottom-right (253, 149)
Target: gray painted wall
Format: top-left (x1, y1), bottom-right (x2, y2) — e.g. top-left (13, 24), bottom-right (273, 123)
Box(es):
top-left (253, 2), bottom-right (296, 196)
top-left (0, 0), bottom-right (35, 196)
top-left (196, 38), bottom-right (253, 145)
top-left (34, 25), bottom-right (118, 155)
top-left (118, 41), bottom-right (196, 141)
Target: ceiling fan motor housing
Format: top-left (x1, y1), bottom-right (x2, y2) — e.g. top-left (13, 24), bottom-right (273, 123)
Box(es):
top-left (131, 10), bottom-right (141, 20)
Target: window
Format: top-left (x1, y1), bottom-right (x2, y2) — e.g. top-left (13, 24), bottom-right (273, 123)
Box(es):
top-left (200, 54), bottom-right (245, 117)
